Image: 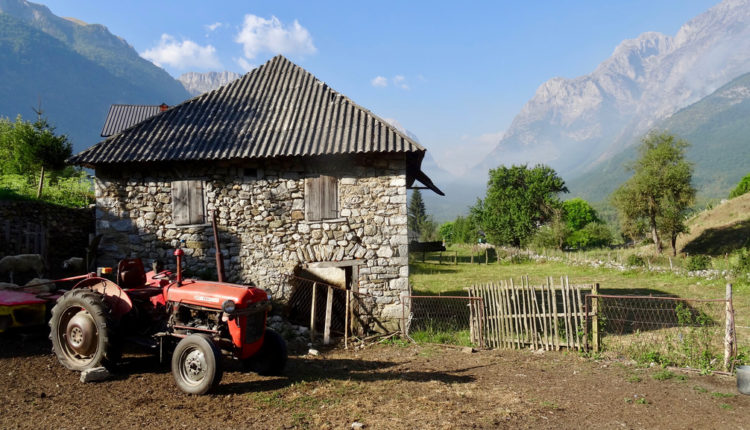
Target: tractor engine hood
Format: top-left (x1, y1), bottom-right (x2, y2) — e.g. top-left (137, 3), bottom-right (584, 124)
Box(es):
top-left (165, 280), bottom-right (267, 309)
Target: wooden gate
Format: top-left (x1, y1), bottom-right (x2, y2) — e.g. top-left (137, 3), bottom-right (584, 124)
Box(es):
top-left (0, 220), bottom-right (46, 257)
top-left (467, 277), bottom-right (596, 351)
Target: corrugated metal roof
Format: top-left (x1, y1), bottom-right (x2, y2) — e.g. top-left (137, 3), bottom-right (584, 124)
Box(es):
top-left (71, 55), bottom-right (426, 166)
top-left (100, 104), bottom-right (163, 137)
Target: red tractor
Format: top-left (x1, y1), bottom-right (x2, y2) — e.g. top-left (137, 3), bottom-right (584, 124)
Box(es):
top-left (49, 220), bottom-right (287, 394)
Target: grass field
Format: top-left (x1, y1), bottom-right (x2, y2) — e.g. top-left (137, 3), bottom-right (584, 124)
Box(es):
top-left (409, 245), bottom-right (750, 350)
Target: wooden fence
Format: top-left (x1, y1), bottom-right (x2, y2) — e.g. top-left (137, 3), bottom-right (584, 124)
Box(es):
top-left (467, 277), bottom-right (596, 351)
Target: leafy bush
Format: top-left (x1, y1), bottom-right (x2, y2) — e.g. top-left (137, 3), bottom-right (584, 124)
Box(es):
top-left (729, 173), bottom-right (750, 199)
top-left (627, 254), bottom-right (646, 267)
top-left (566, 222), bottom-right (613, 249)
top-left (685, 255), bottom-right (711, 271)
top-left (729, 248), bottom-right (750, 275)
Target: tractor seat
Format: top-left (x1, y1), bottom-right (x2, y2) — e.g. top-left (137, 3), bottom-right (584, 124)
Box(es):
top-left (117, 258), bottom-right (147, 289)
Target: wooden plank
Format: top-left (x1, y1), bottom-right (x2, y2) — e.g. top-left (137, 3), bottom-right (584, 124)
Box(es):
top-left (571, 281), bottom-right (583, 350)
top-left (510, 279), bottom-right (521, 348)
top-left (592, 283), bottom-right (600, 352)
top-left (549, 277), bottom-right (559, 351)
top-left (520, 276), bottom-right (534, 348)
top-left (324, 286), bottom-right (333, 345)
top-left (345, 289), bottom-right (350, 349)
top-left (561, 276), bottom-right (571, 349)
top-left (575, 281), bottom-right (585, 351)
top-left (509, 280), bottom-right (519, 348)
top-left (569, 278), bottom-right (580, 350)
top-left (188, 180), bottom-right (205, 224)
top-left (539, 280), bottom-right (549, 351)
top-left (528, 276), bottom-right (538, 349)
top-left (172, 180), bottom-right (189, 226)
top-left (501, 281), bottom-right (509, 348)
top-left (483, 284), bottom-right (492, 348)
top-left (498, 282), bottom-right (508, 349)
top-left (322, 175), bottom-right (338, 219)
top-left (529, 276), bottom-right (541, 350)
top-left (484, 284), bottom-right (500, 348)
top-left (310, 282), bottom-right (318, 341)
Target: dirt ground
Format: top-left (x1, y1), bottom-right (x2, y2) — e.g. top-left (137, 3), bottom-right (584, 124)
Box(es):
top-left (0, 330), bottom-right (747, 430)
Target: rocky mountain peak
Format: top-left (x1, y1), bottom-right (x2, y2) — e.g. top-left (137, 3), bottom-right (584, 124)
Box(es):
top-left (178, 71), bottom-right (243, 96)
top-left (477, 0), bottom-right (750, 181)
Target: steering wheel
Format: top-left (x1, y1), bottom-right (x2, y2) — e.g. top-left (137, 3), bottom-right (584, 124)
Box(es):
top-left (151, 270), bottom-right (174, 281)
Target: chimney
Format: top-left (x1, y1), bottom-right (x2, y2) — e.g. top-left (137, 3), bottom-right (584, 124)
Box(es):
top-left (159, 103), bottom-right (168, 112)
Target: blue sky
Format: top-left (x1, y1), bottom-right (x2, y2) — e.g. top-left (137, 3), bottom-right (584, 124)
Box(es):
top-left (42, 0), bottom-right (719, 175)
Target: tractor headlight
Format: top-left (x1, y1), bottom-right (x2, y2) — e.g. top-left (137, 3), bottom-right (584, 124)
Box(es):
top-left (222, 300), bottom-right (236, 313)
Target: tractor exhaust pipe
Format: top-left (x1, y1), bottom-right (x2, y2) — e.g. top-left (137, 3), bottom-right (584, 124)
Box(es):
top-left (211, 210), bottom-right (226, 283)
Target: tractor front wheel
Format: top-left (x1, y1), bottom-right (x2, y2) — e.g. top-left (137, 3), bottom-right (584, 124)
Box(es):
top-left (172, 334), bottom-right (223, 395)
top-left (49, 289), bottom-right (119, 371)
top-left (244, 328), bottom-right (287, 376)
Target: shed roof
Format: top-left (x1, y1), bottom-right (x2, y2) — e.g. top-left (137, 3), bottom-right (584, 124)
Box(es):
top-left (100, 104), bottom-right (164, 137)
top-left (72, 55), bottom-right (426, 165)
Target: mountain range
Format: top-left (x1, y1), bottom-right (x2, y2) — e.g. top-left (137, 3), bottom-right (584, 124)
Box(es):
top-left (478, 0), bottom-right (750, 180)
top-left (178, 71), bottom-right (242, 97)
top-left (0, 0), bottom-right (190, 153)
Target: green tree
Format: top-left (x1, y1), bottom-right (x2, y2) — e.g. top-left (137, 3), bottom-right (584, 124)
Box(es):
top-left (729, 173), bottom-right (750, 199)
top-left (612, 131), bottom-right (695, 255)
top-left (472, 164), bottom-right (568, 246)
top-left (563, 198), bottom-right (599, 231)
top-left (438, 221), bottom-right (454, 243)
top-left (0, 113), bottom-right (72, 198)
top-left (408, 189), bottom-right (427, 238)
top-left (452, 215), bottom-right (478, 244)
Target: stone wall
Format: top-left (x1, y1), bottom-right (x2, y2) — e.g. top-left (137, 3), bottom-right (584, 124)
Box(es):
top-left (0, 200), bottom-right (94, 277)
top-left (94, 154), bottom-right (409, 329)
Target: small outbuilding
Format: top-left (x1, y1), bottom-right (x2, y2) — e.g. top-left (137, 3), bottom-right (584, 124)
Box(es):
top-left (69, 55), bottom-right (442, 330)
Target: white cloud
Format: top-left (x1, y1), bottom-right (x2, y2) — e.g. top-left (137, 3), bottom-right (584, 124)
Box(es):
top-left (371, 76), bottom-right (388, 87)
top-left (141, 34), bottom-right (222, 70)
top-left (205, 22), bottom-right (223, 32)
top-left (393, 75), bottom-right (409, 90)
top-left (235, 57), bottom-right (256, 72)
top-left (235, 15), bottom-right (316, 59)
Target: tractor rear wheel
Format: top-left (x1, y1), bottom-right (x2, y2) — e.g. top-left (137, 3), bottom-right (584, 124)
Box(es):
top-left (244, 328), bottom-right (287, 376)
top-left (49, 289), bottom-right (119, 371)
top-left (172, 334), bottom-right (223, 395)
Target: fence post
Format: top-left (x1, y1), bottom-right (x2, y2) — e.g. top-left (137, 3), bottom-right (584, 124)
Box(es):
top-left (592, 283), bottom-right (599, 352)
top-left (724, 283), bottom-right (734, 371)
top-left (310, 282), bottom-right (317, 341)
top-left (324, 286), bottom-right (333, 345)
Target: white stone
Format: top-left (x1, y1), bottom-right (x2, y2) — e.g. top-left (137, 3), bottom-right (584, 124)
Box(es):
top-left (376, 247), bottom-right (394, 258)
top-left (80, 367), bottom-right (110, 383)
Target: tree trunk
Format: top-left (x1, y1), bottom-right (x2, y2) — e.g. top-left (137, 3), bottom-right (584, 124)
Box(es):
top-left (671, 233), bottom-right (677, 257)
top-left (650, 223), bottom-right (662, 254)
top-left (36, 165), bottom-right (45, 199)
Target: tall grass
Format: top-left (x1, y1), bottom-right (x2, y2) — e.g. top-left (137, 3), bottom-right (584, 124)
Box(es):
top-left (0, 173), bottom-right (94, 208)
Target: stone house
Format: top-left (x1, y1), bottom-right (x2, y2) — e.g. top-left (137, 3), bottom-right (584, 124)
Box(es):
top-left (69, 55), bottom-right (442, 330)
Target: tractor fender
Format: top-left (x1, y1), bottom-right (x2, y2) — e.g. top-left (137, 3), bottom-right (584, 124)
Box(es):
top-left (72, 277), bottom-right (133, 319)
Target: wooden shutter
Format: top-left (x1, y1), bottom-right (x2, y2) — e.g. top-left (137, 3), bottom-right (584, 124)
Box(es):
top-left (172, 180), bottom-right (204, 225)
top-left (172, 180), bottom-right (189, 225)
top-left (305, 175), bottom-right (338, 221)
top-left (305, 177), bottom-right (322, 221)
top-left (321, 175), bottom-right (338, 219)
top-left (188, 180), bottom-right (204, 225)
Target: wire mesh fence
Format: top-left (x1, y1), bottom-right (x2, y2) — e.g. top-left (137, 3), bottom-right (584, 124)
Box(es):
top-left (402, 295), bottom-right (484, 347)
top-left (282, 274), bottom-right (380, 340)
top-left (590, 294), bottom-right (732, 370)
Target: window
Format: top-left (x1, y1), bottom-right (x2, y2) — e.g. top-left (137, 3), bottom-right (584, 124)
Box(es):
top-left (172, 180), bottom-right (205, 226)
top-left (305, 175), bottom-right (338, 221)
